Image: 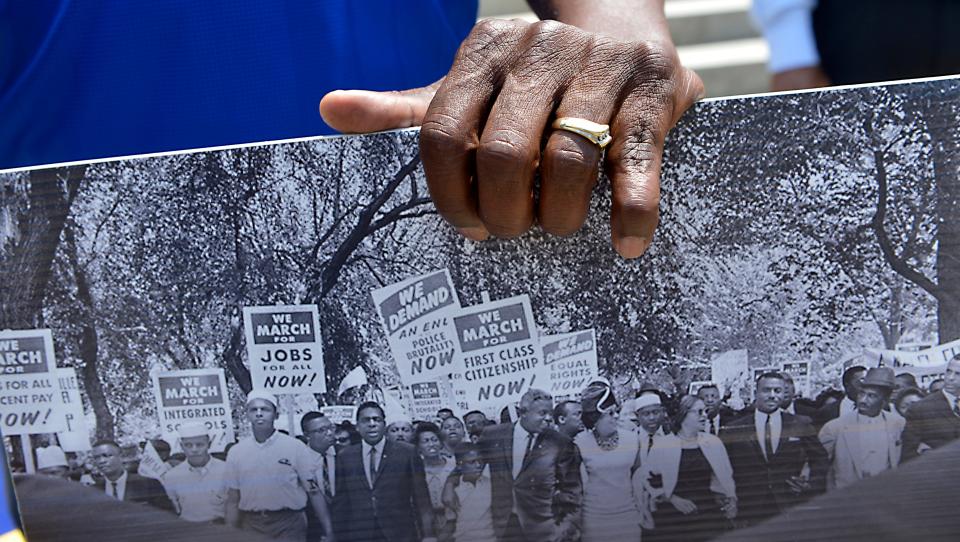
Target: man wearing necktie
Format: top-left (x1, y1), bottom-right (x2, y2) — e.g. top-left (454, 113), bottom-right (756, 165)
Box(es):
top-left (91, 440), bottom-right (173, 512)
top-left (332, 402), bottom-right (435, 542)
top-left (162, 422), bottom-right (229, 523)
top-left (902, 357), bottom-right (960, 460)
top-left (633, 392), bottom-right (666, 464)
top-left (722, 372), bottom-right (827, 526)
top-left (302, 412), bottom-right (338, 539)
top-left (472, 388), bottom-right (582, 542)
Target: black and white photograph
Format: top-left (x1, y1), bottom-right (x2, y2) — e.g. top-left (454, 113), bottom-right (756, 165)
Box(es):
top-left (2, 75), bottom-right (960, 542)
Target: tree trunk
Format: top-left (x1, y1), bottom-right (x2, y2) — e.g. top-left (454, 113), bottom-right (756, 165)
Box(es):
top-left (63, 224), bottom-right (115, 440)
top-left (934, 119), bottom-right (960, 342)
top-left (0, 166), bottom-right (85, 329)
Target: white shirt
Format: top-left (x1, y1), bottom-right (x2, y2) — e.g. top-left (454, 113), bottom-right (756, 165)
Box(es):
top-left (164, 457), bottom-right (228, 522)
top-left (750, 0), bottom-right (820, 73)
top-left (511, 423), bottom-right (536, 480)
top-left (361, 438), bottom-right (386, 488)
top-left (308, 446), bottom-right (336, 498)
top-left (755, 409), bottom-right (782, 459)
top-left (840, 397), bottom-right (858, 417)
top-left (638, 426), bottom-right (662, 461)
top-left (453, 468), bottom-right (495, 542)
top-left (855, 413), bottom-right (891, 478)
top-left (943, 389), bottom-right (959, 414)
top-left (226, 430), bottom-right (318, 511)
top-left (104, 470), bottom-right (128, 500)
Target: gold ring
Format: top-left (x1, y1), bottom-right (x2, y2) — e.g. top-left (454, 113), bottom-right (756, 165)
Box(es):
top-left (551, 117), bottom-right (612, 148)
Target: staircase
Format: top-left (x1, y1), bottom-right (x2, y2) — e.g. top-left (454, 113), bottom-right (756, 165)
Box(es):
top-left (479, 0), bottom-right (769, 98)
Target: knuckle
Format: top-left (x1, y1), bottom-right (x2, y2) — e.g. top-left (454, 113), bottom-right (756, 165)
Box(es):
top-left (544, 140), bottom-right (596, 180)
top-left (470, 18), bottom-right (517, 40)
top-left (526, 19), bottom-right (568, 41)
top-left (477, 133), bottom-right (538, 170)
top-left (630, 40), bottom-right (678, 82)
top-left (419, 115), bottom-right (472, 157)
top-left (617, 193), bottom-right (659, 221)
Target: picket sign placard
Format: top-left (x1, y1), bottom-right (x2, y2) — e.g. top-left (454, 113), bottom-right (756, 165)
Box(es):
top-left (781, 361), bottom-right (811, 398)
top-left (242, 304), bottom-right (326, 394)
top-left (320, 405), bottom-right (358, 425)
top-left (152, 368), bottom-right (235, 453)
top-left (864, 338), bottom-right (960, 368)
top-left (0, 329), bottom-right (67, 435)
top-left (450, 294), bottom-right (543, 412)
top-left (55, 368), bottom-right (92, 452)
top-left (371, 269), bottom-right (464, 386)
top-left (540, 329), bottom-right (598, 401)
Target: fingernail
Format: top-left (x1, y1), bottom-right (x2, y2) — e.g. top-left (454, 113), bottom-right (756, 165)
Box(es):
top-left (457, 226), bottom-right (490, 241)
top-left (615, 236), bottom-right (650, 259)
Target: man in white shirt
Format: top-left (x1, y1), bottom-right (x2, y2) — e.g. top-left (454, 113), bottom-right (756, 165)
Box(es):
top-left (819, 368), bottom-right (905, 490)
top-left (163, 422), bottom-right (229, 523)
top-left (301, 411), bottom-right (338, 541)
top-left (634, 392), bottom-right (666, 461)
top-left (449, 443), bottom-right (494, 542)
top-left (225, 390), bottom-right (333, 542)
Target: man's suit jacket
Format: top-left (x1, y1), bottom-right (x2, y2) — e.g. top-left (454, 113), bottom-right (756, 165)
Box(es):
top-left (331, 439), bottom-right (432, 542)
top-left (902, 391), bottom-right (960, 461)
top-left (722, 411), bottom-right (828, 525)
top-left (818, 410), bottom-right (905, 490)
top-left (478, 422), bottom-right (582, 542)
top-left (93, 472), bottom-right (173, 512)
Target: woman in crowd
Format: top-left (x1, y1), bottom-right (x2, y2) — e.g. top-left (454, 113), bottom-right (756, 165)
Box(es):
top-left (636, 395), bottom-right (737, 542)
top-left (575, 381), bottom-right (643, 541)
top-left (894, 387), bottom-right (926, 417)
top-left (415, 422), bottom-right (456, 541)
top-left (440, 416), bottom-right (466, 458)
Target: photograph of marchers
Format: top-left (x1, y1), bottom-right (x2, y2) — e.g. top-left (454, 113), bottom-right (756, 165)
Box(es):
top-left (2, 76), bottom-right (959, 541)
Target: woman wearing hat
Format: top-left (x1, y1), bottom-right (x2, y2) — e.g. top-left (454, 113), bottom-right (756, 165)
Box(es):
top-left (576, 381), bottom-right (643, 541)
top-left (634, 395), bottom-right (736, 542)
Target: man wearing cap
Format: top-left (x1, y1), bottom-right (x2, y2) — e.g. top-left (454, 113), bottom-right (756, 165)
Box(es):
top-left (225, 390), bottom-right (334, 542)
top-left (818, 367), bottom-right (905, 490)
top-left (902, 356), bottom-right (960, 460)
top-left (36, 446), bottom-right (70, 479)
top-left (163, 422), bottom-right (229, 523)
top-left (634, 392), bottom-right (666, 463)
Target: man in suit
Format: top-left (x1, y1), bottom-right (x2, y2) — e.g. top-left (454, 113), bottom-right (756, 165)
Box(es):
top-left (723, 371), bottom-right (828, 526)
top-left (475, 388), bottom-right (582, 542)
top-left (332, 401), bottom-right (435, 542)
top-left (902, 357), bottom-right (960, 461)
top-left (302, 411), bottom-right (338, 539)
top-left (698, 383), bottom-right (738, 435)
top-left (91, 440), bottom-right (173, 512)
top-left (818, 367), bottom-right (905, 490)
top-left (815, 366), bottom-right (866, 428)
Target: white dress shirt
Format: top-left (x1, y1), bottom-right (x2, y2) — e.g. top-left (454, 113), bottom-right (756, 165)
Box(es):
top-left (104, 470), bottom-right (128, 500)
top-left (754, 409), bottom-right (783, 458)
top-left (361, 438), bottom-right (386, 488)
top-left (751, 0), bottom-right (820, 73)
top-left (512, 423), bottom-right (536, 480)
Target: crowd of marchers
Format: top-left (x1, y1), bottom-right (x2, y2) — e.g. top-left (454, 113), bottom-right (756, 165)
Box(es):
top-left (20, 357), bottom-right (960, 542)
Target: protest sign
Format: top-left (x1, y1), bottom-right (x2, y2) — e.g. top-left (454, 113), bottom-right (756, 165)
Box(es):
top-left (688, 380), bottom-right (714, 395)
top-left (781, 361), bottom-right (811, 398)
top-left (864, 338), bottom-right (960, 368)
top-left (371, 269), bottom-right (463, 386)
top-left (138, 440), bottom-right (170, 480)
top-left (541, 330), bottom-right (598, 400)
top-left (451, 295), bottom-right (543, 411)
top-left (0, 329), bottom-right (67, 435)
top-left (711, 350), bottom-right (750, 410)
top-left (55, 368), bottom-right (91, 452)
top-left (243, 304), bottom-right (326, 394)
top-left (407, 381), bottom-right (446, 421)
top-left (321, 405), bottom-right (358, 425)
top-left (152, 368), bottom-right (234, 452)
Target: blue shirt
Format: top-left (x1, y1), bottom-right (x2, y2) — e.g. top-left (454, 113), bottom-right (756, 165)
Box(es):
top-left (0, 0), bottom-right (478, 169)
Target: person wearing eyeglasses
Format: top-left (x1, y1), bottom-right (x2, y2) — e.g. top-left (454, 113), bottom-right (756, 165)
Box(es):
top-left (635, 395), bottom-right (737, 542)
top-left (302, 412), bottom-right (338, 541)
top-left (575, 381), bottom-right (643, 541)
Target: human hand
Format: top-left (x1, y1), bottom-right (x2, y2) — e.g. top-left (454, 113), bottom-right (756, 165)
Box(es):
top-left (441, 483), bottom-right (460, 513)
top-left (669, 494), bottom-right (698, 515)
top-left (770, 66), bottom-right (831, 92)
top-left (320, 18), bottom-right (703, 259)
top-left (720, 497), bottom-right (737, 520)
top-left (786, 475), bottom-right (810, 495)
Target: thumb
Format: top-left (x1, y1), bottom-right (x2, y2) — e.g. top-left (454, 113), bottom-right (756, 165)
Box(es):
top-left (319, 80), bottom-right (442, 134)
